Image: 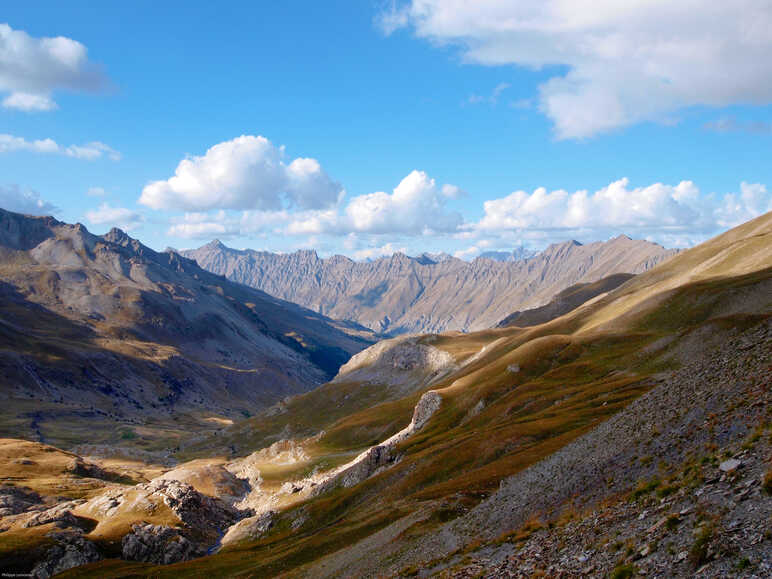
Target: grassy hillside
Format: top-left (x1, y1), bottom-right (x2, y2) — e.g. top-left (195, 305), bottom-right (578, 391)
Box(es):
top-left (60, 213), bottom-right (771, 577)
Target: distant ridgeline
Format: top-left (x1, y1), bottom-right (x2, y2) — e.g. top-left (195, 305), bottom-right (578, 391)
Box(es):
top-left (182, 236), bottom-right (678, 335)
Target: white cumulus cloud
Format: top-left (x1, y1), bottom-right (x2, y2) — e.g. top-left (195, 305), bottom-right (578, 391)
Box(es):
top-left (715, 182), bottom-right (771, 229)
top-left (0, 133), bottom-right (120, 160)
top-left (156, 158), bottom-right (464, 241)
top-left (381, 1), bottom-right (772, 139)
top-left (0, 184), bottom-right (58, 215)
top-left (0, 23), bottom-right (106, 112)
top-left (139, 135), bottom-right (342, 211)
top-left (2, 92), bottom-right (57, 111)
top-left (156, 158), bottom-right (770, 252)
top-left (341, 170), bottom-right (462, 234)
top-left (85, 203), bottom-right (144, 231)
top-left (168, 211), bottom-right (238, 239)
top-left (469, 178), bottom-right (771, 247)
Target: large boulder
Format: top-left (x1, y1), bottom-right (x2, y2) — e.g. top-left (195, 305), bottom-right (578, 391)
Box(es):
top-left (219, 510), bottom-right (275, 548)
top-left (31, 531), bottom-right (100, 579)
top-left (121, 523), bottom-right (202, 564)
top-left (0, 485), bottom-right (42, 516)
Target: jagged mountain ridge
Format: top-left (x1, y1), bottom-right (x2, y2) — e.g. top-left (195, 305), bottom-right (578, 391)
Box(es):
top-left (0, 208), bottom-right (373, 448)
top-left (181, 236), bottom-right (678, 334)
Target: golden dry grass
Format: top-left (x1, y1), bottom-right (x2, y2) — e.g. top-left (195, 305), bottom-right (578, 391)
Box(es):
top-left (0, 439), bottom-right (114, 499)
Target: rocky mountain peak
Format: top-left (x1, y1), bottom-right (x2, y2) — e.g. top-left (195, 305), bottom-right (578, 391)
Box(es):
top-left (327, 254), bottom-right (353, 265)
top-left (418, 252), bottom-right (454, 264)
top-left (0, 208), bottom-right (59, 250)
top-left (389, 252), bottom-right (412, 263)
top-left (102, 227), bottom-right (131, 245)
top-left (181, 234), bottom-right (678, 335)
top-left (294, 248), bottom-right (319, 260)
top-left (204, 238), bottom-right (227, 250)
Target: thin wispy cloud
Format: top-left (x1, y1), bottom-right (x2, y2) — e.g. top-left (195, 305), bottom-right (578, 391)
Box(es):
top-left (0, 134), bottom-right (121, 160)
top-left (704, 117), bottom-right (772, 134)
top-left (467, 82), bottom-right (510, 106)
top-left (381, 1), bottom-right (772, 139)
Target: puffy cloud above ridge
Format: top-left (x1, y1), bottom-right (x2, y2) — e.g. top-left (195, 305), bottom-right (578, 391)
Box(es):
top-left (140, 137), bottom-right (769, 252)
top-left (342, 170), bottom-right (462, 235)
top-left (139, 135), bottom-right (342, 212)
top-left (467, 178), bottom-right (771, 248)
top-left (85, 203), bottom-right (144, 231)
top-left (161, 174), bottom-right (771, 251)
top-left (161, 169), bottom-right (464, 240)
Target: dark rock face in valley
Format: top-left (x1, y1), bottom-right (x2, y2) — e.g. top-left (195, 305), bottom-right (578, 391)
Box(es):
top-left (497, 272), bottom-right (636, 327)
top-left (0, 208), bottom-right (373, 445)
top-left (182, 236), bottom-right (678, 335)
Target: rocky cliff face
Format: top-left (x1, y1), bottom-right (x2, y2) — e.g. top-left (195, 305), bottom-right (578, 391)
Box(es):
top-left (182, 236), bottom-right (678, 335)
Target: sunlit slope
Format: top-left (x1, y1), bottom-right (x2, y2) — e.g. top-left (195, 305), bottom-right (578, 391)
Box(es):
top-left (574, 210), bottom-right (772, 333)
top-left (66, 214), bottom-right (772, 577)
top-left (497, 272), bottom-right (635, 328)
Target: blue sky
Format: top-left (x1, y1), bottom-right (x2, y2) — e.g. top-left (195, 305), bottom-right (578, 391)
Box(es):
top-left (1, 1), bottom-right (771, 259)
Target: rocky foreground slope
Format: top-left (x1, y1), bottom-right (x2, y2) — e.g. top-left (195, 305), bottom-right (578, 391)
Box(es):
top-left (417, 319), bottom-right (772, 578)
top-left (181, 235), bottom-right (677, 335)
top-left (0, 208), bottom-right (372, 449)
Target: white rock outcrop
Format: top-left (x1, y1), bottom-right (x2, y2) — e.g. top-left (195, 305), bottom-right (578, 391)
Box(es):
top-left (333, 336), bottom-right (455, 393)
top-left (310, 390), bottom-right (442, 495)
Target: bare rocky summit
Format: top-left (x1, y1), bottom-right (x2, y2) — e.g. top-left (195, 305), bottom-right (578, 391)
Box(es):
top-left (181, 236), bottom-right (678, 335)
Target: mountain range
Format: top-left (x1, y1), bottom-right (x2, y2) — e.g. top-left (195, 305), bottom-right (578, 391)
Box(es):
top-left (181, 236), bottom-right (678, 335)
top-left (0, 208), bottom-right (372, 450)
top-left (0, 210), bottom-right (770, 577)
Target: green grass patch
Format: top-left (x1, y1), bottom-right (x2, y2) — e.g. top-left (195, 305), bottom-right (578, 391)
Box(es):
top-left (611, 563), bottom-right (637, 579)
top-left (631, 478), bottom-right (661, 500)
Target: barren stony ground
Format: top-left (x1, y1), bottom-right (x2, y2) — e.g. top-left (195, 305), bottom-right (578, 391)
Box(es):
top-left (445, 440), bottom-right (771, 578)
top-left (417, 319), bottom-right (772, 578)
